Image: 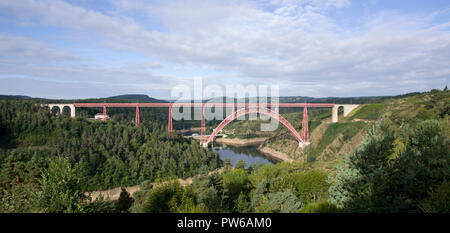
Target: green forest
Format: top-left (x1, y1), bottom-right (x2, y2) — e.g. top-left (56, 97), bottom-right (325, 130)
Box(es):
top-left (0, 88), bottom-right (449, 213)
top-left (0, 100), bottom-right (221, 212)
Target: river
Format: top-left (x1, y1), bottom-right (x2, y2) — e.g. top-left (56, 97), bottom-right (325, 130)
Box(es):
top-left (212, 144), bottom-right (277, 168)
top-left (181, 129), bottom-right (277, 168)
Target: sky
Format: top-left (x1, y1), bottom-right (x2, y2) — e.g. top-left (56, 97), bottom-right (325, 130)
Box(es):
top-left (0, 0), bottom-right (449, 100)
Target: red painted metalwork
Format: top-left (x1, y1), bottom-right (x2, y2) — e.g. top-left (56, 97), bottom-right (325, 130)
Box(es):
top-left (205, 106), bottom-right (304, 145)
top-left (302, 104), bottom-right (309, 143)
top-left (73, 103), bottom-right (334, 108)
top-left (135, 105), bottom-right (140, 126)
top-left (103, 105), bottom-right (107, 121)
top-left (201, 104), bottom-right (206, 143)
top-left (168, 105), bottom-right (173, 137)
top-left (72, 102), bottom-right (335, 145)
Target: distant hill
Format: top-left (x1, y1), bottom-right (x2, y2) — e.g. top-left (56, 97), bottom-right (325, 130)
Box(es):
top-left (0, 94), bottom-right (167, 103)
top-left (202, 92), bottom-right (424, 104)
top-left (0, 92), bottom-right (424, 104)
top-left (0, 95), bottom-right (32, 100)
top-left (277, 92), bottom-right (423, 104)
top-left (107, 94), bottom-right (167, 103)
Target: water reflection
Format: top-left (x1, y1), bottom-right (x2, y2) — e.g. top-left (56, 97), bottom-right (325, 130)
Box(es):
top-left (212, 143), bottom-right (277, 168)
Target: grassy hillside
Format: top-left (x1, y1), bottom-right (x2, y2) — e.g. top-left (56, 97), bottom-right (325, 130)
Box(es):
top-left (222, 108), bottom-right (331, 138)
top-left (259, 88), bottom-right (449, 172)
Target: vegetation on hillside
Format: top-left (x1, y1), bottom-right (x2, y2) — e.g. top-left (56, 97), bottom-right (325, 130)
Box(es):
top-left (258, 88), bottom-right (449, 169)
top-left (131, 162), bottom-right (331, 213)
top-left (134, 88), bottom-right (449, 213)
top-left (0, 100), bottom-right (221, 212)
top-left (0, 88), bottom-right (448, 213)
top-left (329, 118), bottom-right (449, 212)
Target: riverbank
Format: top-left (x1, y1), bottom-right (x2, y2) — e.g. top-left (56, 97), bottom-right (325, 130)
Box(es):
top-left (257, 145), bottom-right (294, 163)
top-left (215, 137), bottom-right (268, 146)
top-left (215, 137), bottom-right (294, 163)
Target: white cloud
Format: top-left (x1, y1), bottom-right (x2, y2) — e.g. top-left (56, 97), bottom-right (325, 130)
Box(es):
top-left (0, 34), bottom-right (79, 61)
top-left (0, 0), bottom-right (449, 98)
top-left (0, 33), bottom-right (178, 98)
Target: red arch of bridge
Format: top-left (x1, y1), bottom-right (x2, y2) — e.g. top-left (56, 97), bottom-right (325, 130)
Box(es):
top-left (204, 107), bottom-right (304, 145)
top-left (69, 102), bottom-right (334, 143)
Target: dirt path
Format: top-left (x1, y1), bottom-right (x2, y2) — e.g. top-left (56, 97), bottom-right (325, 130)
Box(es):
top-left (89, 185), bottom-right (141, 202)
top-left (352, 118), bottom-right (375, 123)
top-left (88, 168), bottom-right (225, 201)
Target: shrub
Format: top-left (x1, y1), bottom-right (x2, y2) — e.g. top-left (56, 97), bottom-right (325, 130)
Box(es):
top-left (142, 180), bottom-right (183, 213)
top-left (292, 170), bottom-right (329, 204)
top-left (300, 200), bottom-right (340, 213)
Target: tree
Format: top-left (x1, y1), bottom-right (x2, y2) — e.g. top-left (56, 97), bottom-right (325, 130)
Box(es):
top-left (235, 159), bottom-right (247, 169)
top-left (142, 180), bottom-right (183, 213)
top-left (419, 180), bottom-right (450, 213)
top-left (268, 174), bottom-right (295, 193)
top-left (38, 157), bottom-right (87, 213)
top-left (193, 173), bottom-right (226, 213)
top-left (328, 121), bottom-right (399, 212)
top-left (235, 192), bottom-right (250, 213)
top-left (292, 170), bottom-right (329, 204)
top-left (0, 99), bottom-right (223, 195)
top-left (116, 187), bottom-right (134, 213)
top-left (173, 186), bottom-right (205, 213)
top-left (250, 179), bottom-right (269, 211)
top-left (222, 169), bottom-right (251, 211)
top-left (223, 158), bottom-right (232, 170)
top-left (300, 200), bottom-right (339, 213)
top-left (255, 189), bottom-right (302, 213)
top-left (329, 120), bottom-right (450, 212)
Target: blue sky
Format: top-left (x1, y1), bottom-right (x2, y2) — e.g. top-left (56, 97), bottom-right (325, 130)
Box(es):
top-left (0, 0), bottom-right (449, 99)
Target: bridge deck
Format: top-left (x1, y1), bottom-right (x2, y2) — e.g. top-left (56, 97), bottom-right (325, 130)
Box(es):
top-left (48, 102), bottom-right (355, 148)
top-left (73, 103), bottom-right (335, 108)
